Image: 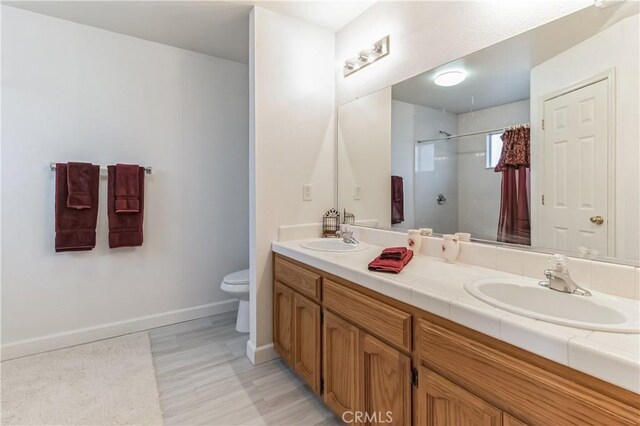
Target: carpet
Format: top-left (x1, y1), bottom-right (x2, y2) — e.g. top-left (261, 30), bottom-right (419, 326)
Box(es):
top-left (1, 332), bottom-right (163, 425)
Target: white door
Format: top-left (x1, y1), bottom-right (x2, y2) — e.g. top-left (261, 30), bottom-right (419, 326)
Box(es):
top-left (540, 78), bottom-right (609, 256)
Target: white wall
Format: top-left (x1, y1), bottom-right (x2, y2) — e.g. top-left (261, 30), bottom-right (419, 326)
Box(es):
top-left (249, 7), bottom-right (335, 363)
top-left (391, 100), bottom-right (414, 230)
top-left (338, 88), bottom-right (392, 228)
top-left (413, 105), bottom-right (458, 233)
top-left (1, 6), bottom-right (249, 359)
top-left (335, 1), bottom-right (591, 106)
top-left (530, 15), bottom-right (639, 261)
top-left (457, 100), bottom-right (530, 240)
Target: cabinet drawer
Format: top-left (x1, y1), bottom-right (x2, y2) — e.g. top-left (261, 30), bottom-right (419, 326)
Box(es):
top-left (418, 319), bottom-right (639, 426)
top-left (324, 279), bottom-right (411, 352)
top-left (274, 257), bottom-right (321, 301)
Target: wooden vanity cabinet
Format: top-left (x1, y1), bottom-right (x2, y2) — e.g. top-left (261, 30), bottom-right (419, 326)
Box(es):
top-left (273, 254), bottom-right (640, 426)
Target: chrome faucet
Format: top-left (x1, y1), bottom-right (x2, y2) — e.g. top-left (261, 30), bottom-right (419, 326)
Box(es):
top-left (539, 254), bottom-right (591, 296)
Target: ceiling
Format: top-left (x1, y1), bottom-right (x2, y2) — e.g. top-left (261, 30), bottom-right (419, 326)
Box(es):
top-left (2, 1), bottom-right (375, 64)
top-left (392, 2), bottom-right (639, 114)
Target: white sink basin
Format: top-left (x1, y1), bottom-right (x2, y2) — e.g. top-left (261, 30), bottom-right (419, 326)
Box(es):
top-left (300, 239), bottom-right (368, 252)
top-left (465, 278), bottom-right (640, 333)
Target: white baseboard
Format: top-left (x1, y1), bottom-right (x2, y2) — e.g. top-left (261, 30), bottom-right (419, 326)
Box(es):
top-left (246, 340), bottom-right (279, 365)
top-left (1, 299), bottom-right (239, 361)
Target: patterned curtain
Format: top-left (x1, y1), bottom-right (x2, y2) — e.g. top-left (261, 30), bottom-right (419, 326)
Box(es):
top-left (495, 126), bottom-right (531, 245)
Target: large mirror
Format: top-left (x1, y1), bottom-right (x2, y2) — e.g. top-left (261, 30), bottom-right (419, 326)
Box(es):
top-left (337, 3), bottom-right (639, 263)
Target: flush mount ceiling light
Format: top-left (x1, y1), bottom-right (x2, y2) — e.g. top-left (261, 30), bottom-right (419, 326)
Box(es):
top-left (343, 35), bottom-right (390, 77)
top-left (434, 71), bottom-right (466, 87)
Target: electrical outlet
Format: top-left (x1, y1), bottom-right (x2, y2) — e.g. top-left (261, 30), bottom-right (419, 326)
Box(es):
top-left (354, 185), bottom-right (362, 200)
top-left (302, 184), bottom-right (312, 201)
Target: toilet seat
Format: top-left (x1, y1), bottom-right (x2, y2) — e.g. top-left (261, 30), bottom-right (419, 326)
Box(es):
top-left (221, 269), bottom-right (249, 294)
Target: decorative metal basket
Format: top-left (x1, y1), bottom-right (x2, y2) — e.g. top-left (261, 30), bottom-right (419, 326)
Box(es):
top-left (322, 209), bottom-right (340, 238)
top-left (343, 209), bottom-right (355, 225)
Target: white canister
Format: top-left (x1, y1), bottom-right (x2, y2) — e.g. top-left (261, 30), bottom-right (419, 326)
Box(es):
top-left (455, 232), bottom-right (471, 242)
top-left (442, 234), bottom-right (460, 263)
top-left (407, 229), bottom-right (422, 253)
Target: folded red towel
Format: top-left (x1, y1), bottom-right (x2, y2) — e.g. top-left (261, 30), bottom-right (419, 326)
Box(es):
top-left (368, 249), bottom-right (414, 274)
top-left (67, 162), bottom-right (97, 209)
top-left (108, 165), bottom-right (144, 248)
top-left (55, 163), bottom-right (99, 252)
top-left (114, 164), bottom-right (140, 213)
top-left (379, 246), bottom-right (408, 260)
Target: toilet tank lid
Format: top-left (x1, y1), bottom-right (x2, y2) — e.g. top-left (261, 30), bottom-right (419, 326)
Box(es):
top-left (223, 269), bottom-right (250, 285)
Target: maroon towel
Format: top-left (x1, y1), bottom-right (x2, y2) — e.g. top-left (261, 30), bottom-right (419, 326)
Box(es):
top-left (108, 165), bottom-right (144, 248)
top-left (368, 249), bottom-right (413, 274)
top-left (379, 247), bottom-right (408, 260)
top-left (114, 164), bottom-right (140, 213)
top-left (55, 163), bottom-right (99, 252)
top-left (67, 162), bottom-right (97, 209)
top-left (391, 175), bottom-right (404, 224)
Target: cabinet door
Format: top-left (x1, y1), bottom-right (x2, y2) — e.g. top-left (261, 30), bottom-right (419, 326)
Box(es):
top-left (273, 281), bottom-right (294, 366)
top-left (417, 367), bottom-right (502, 426)
top-left (293, 292), bottom-right (321, 394)
top-left (360, 333), bottom-right (411, 426)
top-left (324, 311), bottom-right (359, 418)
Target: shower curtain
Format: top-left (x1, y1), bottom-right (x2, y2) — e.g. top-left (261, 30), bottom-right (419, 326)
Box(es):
top-left (495, 126), bottom-right (531, 245)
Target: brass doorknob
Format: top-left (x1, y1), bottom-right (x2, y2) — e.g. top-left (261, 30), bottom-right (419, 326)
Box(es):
top-left (590, 216), bottom-right (604, 225)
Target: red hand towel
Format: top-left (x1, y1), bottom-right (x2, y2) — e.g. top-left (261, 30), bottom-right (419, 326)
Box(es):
top-left (114, 164), bottom-right (140, 213)
top-left (55, 163), bottom-right (99, 252)
top-left (368, 249), bottom-right (414, 274)
top-left (379, 246), bottom-right (408, 260)
top-left (67, 162), bottom-right (97, 209)
top-left (108, 165), bottom-right (144, 248)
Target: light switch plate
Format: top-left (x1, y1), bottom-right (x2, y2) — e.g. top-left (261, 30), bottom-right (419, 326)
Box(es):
top-left (354, 185), bottom-right (362, 200)
top-left (302, 184), bottom-right (312, 201)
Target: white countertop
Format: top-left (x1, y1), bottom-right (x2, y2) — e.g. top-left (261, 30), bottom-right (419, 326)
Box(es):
top-left (272, 238), bottom-right (640, 393)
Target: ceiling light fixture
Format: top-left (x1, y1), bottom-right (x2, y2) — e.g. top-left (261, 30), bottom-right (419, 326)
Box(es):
top-left (343, 35), bottom-right (390, 77)
top-left (434, 71), bottom-right (466, 87)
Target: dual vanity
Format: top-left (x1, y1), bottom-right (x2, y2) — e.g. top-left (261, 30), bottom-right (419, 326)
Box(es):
top-left (271, 233), bottom-right (639, 425)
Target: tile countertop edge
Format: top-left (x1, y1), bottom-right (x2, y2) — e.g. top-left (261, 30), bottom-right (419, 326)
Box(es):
top-left (271, 240), bottom-right (640, 394)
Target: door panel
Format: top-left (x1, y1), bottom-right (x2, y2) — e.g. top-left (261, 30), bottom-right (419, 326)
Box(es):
top-left (360, 333), bottom-right (411, 426)
top-left (293, 292), bottom-right (321, 394)
top-left (541, 79), bottom-right (609, 255)
top-left (323, 311), bottom-right (359, 418)
top-left (273, 281), bottom-right (293, 365)
top-left (417, 367), bottom-right (502, 426)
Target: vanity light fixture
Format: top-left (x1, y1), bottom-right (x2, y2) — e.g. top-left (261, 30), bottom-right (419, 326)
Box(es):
top-left (343, 35), bottom-right (390, 77)
top-left (434, 70), bottom-right (466, 87)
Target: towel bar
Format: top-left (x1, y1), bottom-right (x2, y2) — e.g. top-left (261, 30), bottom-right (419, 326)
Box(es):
top-left (49, 163), bottom-right (152, 174)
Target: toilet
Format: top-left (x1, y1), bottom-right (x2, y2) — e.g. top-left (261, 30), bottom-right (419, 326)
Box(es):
top-left (220, 269), bottom-right (250, 333)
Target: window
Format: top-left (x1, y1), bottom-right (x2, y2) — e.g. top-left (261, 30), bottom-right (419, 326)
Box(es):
top-left (415, 143), bottom-right (435, 172)
top-left (486, 132), bottom-right (504, 169)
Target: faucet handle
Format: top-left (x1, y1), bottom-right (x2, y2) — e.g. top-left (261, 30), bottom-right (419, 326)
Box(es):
top-left (548, 254), bottom-right (569, 272)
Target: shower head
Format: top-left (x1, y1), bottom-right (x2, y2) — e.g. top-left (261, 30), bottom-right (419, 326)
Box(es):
top-left (439, 130), bottom-right (452, 137)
